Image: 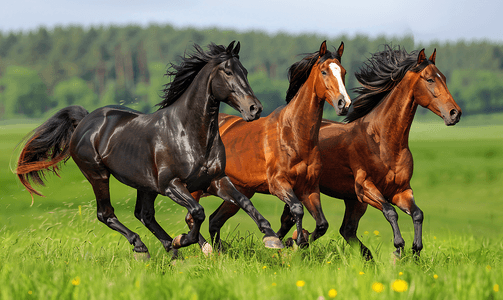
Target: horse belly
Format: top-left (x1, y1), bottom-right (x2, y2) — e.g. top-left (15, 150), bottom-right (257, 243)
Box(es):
top-left (220, 118), bottom-right (268, 191)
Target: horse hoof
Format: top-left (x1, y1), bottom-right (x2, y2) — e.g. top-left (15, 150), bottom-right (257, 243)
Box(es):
top-left (263, 236), bottom-right (284, 249)
top-left (134, 251), bottom-right (151, 261)
top-left (201, 242), bottom-right (213, 256)
top-left (284, 238), bottom-right (294, 248)
top-left (173, 234), bottom-right (185, 249)
top-left (292, 229), bottom-right (310, 246)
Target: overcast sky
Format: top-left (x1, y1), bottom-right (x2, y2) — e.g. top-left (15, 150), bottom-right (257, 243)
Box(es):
top-left (1, 0), bottom-right (502, 44)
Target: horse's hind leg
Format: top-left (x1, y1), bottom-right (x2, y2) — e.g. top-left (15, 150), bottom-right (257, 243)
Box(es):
top-left (340, 199), bottom-right (373, 260)
top-left (208, 201), bottom-right (240, 249)
top-left (134, 190), bottom-right (175, 254)
top-left (87, 173), bottom-right (149, 255)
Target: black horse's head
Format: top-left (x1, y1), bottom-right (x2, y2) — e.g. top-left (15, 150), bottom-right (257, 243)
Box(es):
top-left (159, 41), bottom-right (262, 121)
top-left (210, 41), bottom-right (262, 121)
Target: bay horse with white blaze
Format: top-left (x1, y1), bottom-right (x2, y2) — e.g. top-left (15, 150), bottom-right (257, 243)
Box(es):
top-left (188, 41), bottom-right (351, 248)
top-left (16, 41), bottom-right (283, 259)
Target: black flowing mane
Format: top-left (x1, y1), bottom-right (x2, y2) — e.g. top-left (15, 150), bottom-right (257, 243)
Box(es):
top-left (157, 42), bottom-right (239, 109)
top-left (344, 45), bottom-right (432, 123)
top-left (285, 48), bottom-right (342, 104)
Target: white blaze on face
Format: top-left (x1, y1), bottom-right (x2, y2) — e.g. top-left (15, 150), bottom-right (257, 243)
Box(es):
top-left (329, 62), bottom-right (351, 107)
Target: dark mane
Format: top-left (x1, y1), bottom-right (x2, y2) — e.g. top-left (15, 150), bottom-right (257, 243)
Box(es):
top-left (285, 49), bottom-right (341, 104)
top-left (157, 42), bottom-right (239, 109)
top-left (344, 45), bottom-right (432, 123)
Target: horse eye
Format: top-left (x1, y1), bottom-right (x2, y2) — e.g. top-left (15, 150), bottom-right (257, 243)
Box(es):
top-left (427, 78), bottom-right (434, 83)
top-left (321, 71), bottom-right (327, 76)
top-left (225, 70), bottom-right (233, 76)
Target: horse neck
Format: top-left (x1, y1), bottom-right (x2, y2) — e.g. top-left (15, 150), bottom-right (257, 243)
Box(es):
top-left (165, 64), bottom-right (220, 147)
top-left (367, 76), bottom-right (418, 152)
top-left (281, 77), bottom-right (325, 144)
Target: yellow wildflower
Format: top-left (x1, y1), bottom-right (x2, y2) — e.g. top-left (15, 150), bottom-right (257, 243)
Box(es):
top-left (433, 274), bottom-right (438, 279)
top-left (359, 271), bottom-right (365, 275)
top-left (364, 231), bottom-right (369, 235)
top-left (494, 284), bottom-right (499, 292)
top-left (262, 266), bottom-right (267, 269)
top-left (328, 288), bottom-right (337, 298)
top-left (373, 230), bottom-right (379, 236)
top-left (399, 272), bottom-right (403, 276)
top-left (296, 280), bottom-right (305, 287)
top-left (392, 279), bottom-right (408, 292)
top-left (28, 291), bottom-right (33, 295)
top-left (487, 265), bottom-right (492, 271)
top-left (272, 282), bottom-right (277, 287)
top-left (71, 276), bottom-right (81, 286)
top-left (372, 282), bottom-right (384, 293)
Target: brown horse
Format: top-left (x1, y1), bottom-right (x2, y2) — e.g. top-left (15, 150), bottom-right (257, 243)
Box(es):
top-left (314, 46), bottom-right (461, 258)
top-left (188, 41), bottom-right (351, 248)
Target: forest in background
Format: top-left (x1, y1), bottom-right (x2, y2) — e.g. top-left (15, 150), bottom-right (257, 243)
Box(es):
top-left (0, 24), bottom-right (502, 119)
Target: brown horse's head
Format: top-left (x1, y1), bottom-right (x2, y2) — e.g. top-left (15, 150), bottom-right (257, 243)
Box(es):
top-left (314, 41), bottom-right (351, 115)
top-left (211, 41), bottom-right (263, 121)
top-left (412, 49), bottom-right (462, 125)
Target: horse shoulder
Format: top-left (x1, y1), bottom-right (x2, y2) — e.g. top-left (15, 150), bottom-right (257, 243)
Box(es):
top-left (393, 148), bottom-right (414, 186)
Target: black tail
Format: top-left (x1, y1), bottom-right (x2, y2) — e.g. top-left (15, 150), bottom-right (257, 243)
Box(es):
top-left (16, 106), bottom-right (89, 197)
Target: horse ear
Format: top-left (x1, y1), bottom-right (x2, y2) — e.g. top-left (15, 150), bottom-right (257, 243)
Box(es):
top-left (429, 48), bottom-right (436, 64)
top-left (319, 40), bottom-right (327, 57)
top-left (417, 48), bottom-right (426, 65)
top-left (337, 41), bottom-right (344, 59)
top-left (232, 41), bottom-right (241, 55)
top-left (226, 41), bottom-right (236, 53)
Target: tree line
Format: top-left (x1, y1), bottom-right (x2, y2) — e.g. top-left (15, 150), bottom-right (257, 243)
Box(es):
top-left (0, 24), bottom-right (502, 119)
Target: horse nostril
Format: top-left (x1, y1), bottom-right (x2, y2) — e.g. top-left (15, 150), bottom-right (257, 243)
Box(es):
top-left (338, 99), bottom-right (345, 108)
top-left (250, 104), bottom-right (262, 115)
top-left (450, 109), bottom-right (458, 119)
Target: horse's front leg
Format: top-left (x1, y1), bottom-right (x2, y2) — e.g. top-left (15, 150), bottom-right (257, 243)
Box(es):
top-left (355, 170), bottom-right (405, 257)
top-left (163, 178), bottom-right (205, 249)
top-left (208, 176), bottom-right (284, 249)
top-left (269, 177), bottom-right (308, 247)
top-left (135, 190), bottom-right (176, 257)
top-left (184, 190), bottom-right (214, 255)
top-left (299, 188), bottom-right (329, 242)
top-left (392, 189), bottom-right (423, 256)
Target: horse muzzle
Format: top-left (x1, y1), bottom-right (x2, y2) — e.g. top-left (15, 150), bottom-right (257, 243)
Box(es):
top-left (442, 107), bottom-right (462, 126)
top-left (332, 95), bottom-right (350, 116)
top-left (240, 95), bottom-right (263, 121)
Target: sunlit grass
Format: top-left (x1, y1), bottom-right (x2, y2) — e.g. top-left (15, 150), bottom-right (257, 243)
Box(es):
top-left (1, 120), bottom-right (502, 299)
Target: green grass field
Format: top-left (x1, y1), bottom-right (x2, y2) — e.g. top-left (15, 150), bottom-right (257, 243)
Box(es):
top-left (0, 116), bottom-right (502, 299)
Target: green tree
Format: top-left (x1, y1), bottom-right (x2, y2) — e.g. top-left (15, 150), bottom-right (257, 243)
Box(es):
top-left (52, 77), bottom-right (97, 109)
top-left (0, 65), bottom-right (53, 118)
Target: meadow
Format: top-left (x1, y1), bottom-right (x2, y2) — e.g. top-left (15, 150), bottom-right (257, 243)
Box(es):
top-left (0, 115), bottom-right (502, 299)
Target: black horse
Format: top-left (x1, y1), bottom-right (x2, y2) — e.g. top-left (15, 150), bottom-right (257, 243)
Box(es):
top-left (16, 41), bottom-right (284, 258)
